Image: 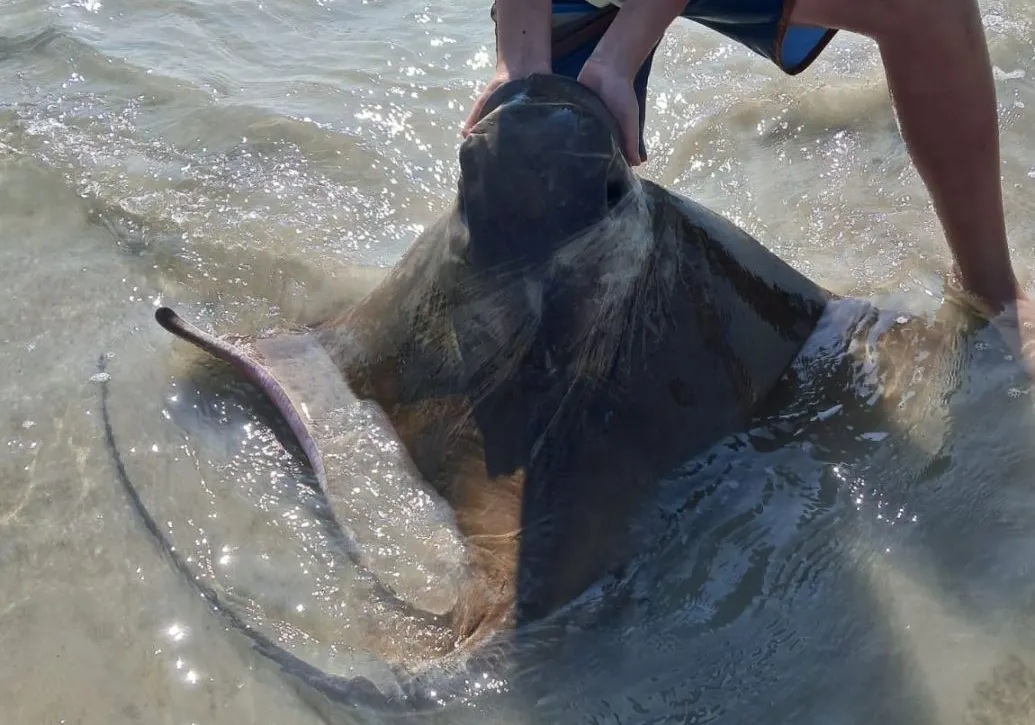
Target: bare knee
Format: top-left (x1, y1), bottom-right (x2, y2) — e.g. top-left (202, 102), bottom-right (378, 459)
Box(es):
top-left (789, 0), bottom-right (979, 42)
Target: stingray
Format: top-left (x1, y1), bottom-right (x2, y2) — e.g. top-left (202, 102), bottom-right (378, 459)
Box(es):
top-left (102, 73), bottom-right (985, 717)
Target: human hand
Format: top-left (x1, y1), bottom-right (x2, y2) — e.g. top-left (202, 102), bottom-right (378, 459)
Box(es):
top-left (462, 62), bottom-right (551, 138)
top-left (465, 0), bottom-right (552, 136)
top-left (576, 57), bottom-right (644, 166)
top-left (462, 69), bottom-right (511, 138)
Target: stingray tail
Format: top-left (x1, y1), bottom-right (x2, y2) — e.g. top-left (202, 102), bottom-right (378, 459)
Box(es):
top-left (95, 353), bottom-right (438, 717)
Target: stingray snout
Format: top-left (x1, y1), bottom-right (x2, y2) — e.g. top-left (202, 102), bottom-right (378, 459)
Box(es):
top-left (458, 74), bottom-right (637, 271)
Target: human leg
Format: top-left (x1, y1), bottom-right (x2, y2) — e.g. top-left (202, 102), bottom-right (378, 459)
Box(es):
top-left (788, 0), bottom-right (1018, 309)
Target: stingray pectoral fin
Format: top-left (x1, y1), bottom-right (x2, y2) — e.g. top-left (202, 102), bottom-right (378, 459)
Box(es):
top-left (155, 307), bottom-right (469, 614)
top-left (318, 404), bottom-right (469, 616)
top-left (155, 306), bottom-right (339, 483)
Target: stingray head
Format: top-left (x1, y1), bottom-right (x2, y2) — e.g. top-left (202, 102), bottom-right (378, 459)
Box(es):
top-left (458, 73), bottom-right (640, 272)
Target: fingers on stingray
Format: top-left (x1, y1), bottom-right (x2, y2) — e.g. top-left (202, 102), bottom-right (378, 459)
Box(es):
top-left (154, 306), bottom-right (469, 617)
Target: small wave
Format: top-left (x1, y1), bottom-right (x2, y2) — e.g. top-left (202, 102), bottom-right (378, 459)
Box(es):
top-left (0, 26), bottom-right (61, 61)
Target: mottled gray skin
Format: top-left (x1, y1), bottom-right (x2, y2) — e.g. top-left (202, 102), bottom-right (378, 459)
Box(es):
top-left (307, 75), bottom-right (830, 629)
top-left (144, 74), bottom-right (982, 715)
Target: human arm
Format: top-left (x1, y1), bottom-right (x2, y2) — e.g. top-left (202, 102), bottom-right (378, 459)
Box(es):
top-left (576, 0), bottom-right (686, 164)
top-left (462, 0), bottom-right (552, 136)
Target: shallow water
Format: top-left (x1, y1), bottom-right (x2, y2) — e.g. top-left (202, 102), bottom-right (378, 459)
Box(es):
top-left (3, 0), bottom-right (1035, 723)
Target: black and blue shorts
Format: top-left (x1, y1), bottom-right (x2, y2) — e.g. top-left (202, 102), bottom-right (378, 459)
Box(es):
top-left (492, 1), bottom-right (838, 158)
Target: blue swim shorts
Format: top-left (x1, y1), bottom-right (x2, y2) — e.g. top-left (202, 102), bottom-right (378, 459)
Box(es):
top-left (489, 1), bottom-right (838, 159)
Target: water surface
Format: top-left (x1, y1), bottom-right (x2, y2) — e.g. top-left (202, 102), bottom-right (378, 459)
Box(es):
top-left (3, 0), bottom-right (1035, 723)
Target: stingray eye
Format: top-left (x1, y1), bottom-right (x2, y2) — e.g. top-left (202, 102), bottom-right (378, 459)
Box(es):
top-left (457, 190), bottom-right (467, 224)
top-left (606, 179), bottom-right (626, 209)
